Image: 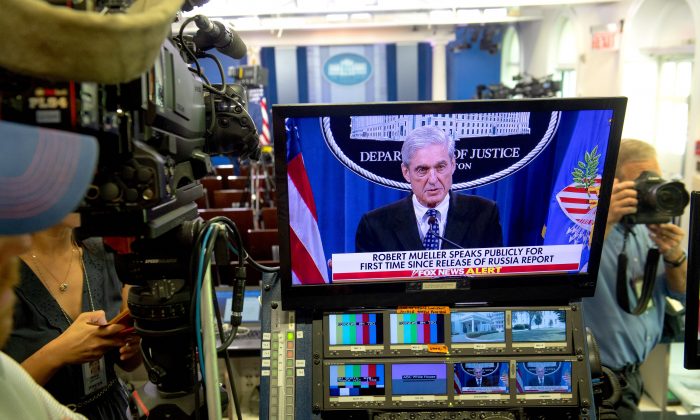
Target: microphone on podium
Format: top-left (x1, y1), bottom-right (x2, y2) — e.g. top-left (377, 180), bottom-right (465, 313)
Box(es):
top-left (427, 216), bottom-right (463, 249)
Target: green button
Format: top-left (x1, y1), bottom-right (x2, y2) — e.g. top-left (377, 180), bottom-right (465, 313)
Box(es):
top-left (287, 359), bottom-right (293, 367)
top-left (287, 368), bottom-right (293, 377)
top-left (287, 332), bottom-right (294, 341)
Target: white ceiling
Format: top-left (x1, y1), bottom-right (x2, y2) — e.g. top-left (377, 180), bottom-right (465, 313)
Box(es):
top-left (181, 0), bottom-right (621, 32)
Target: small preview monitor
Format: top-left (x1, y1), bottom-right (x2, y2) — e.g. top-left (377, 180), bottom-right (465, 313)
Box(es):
top-left (328, 364), bottom-right (386, 399)
top-left (511, 310), bottom-right (567, 350)
top-left (516, 361), bottom-right (572, 394)
top-left (453, 362), bottom-right (510, 398)
top-left (391, 363), bottom-right (448, 403)
top-left (451, 311), bottom-right (506, 352)
top-left (390, 312), bottom-right (445, 347)
top-left (327, 313), bottom-right (384, 353)
top-left (215, 287), bottom-right (261, 324)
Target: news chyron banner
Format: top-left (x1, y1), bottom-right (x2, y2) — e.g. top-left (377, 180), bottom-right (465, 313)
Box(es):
top-left (332, 245), bottom-right (583, 282)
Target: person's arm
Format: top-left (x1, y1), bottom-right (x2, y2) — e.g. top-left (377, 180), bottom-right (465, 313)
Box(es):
top-left (648, 223), bottom-right (687, 294)
top-left (21, 311), bottom-right (126, 385)
top-left (355, 214), bottom-right (377, 253)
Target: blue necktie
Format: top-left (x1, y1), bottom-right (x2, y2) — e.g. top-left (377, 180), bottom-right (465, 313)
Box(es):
top-left (423, 209), bottom-right (440, 250)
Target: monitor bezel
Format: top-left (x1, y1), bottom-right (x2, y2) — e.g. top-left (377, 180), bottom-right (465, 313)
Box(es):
top-left (273, 98), bottom-right (626, 311)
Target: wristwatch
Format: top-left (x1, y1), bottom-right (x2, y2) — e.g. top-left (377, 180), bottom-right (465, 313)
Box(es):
top-left (663, 251), bottom-right (687, 268)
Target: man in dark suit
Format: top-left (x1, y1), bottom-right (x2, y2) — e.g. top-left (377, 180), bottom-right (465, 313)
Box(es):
top-left (465, 366), bottom-right (494, 388)
top-left (527, 366), bottom-right (554, 387)
top-left (355, 126), bottom-right (503, 253)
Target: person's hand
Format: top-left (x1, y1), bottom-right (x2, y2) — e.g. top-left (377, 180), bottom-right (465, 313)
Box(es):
top-left (607, 179), bottom-right (637, 228)
top-left (118, 334), bottom-right (141, 362)
top-left (648, 223), bottom-right (685, 258)
top-left (53, 310), bottom-right (127, 365)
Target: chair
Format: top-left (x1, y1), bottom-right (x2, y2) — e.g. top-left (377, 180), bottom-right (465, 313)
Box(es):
top-left (246, 229), bottom-right (279, 261)
top-left (198, 208), bottom-right (255, 247)
top-left (199, 176), bottom-right (224, 208)
top-left (261, 207), bottom-right (278, 229)
top-left (212, 189), bottom-right (251, 208)
top-left (213, 165), bottom-right (234, 177)
top-left (226, 175), bottom-right (250, 190)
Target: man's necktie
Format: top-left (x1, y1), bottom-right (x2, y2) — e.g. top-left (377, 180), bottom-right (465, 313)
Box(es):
top-left (423, 209), bottom-right (440, 250)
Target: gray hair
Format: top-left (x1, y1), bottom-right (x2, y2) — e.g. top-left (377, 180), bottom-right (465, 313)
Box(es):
top-left (616, 138), bottom-right (657, 175)
top-left (401, 126), bottom-right (455, 167)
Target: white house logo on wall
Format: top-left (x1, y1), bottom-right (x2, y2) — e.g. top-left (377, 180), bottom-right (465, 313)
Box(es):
top-left (323, 53), bottom-right (373, 85)
top-left (555, 146), bottom-right (601, 244)
top-left (321, 112), bottom-right (561, 190)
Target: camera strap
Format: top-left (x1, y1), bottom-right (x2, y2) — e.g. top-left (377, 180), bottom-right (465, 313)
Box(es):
top-left (616, 226), bottom-right (660, 316)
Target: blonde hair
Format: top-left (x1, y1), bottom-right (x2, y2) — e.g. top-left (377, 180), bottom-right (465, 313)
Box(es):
top-left (616, 138), bottom-right (657, 175)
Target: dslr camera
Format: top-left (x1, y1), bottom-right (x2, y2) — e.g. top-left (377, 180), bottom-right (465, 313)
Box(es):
top-left (623, 171), bottom-right (690, 224)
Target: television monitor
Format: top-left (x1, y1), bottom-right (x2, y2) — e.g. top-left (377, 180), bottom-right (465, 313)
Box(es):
top-left (451, 311), bottom-right (505, 346)
top-left (511, 310), bottom-right (567, 343)
top-left (515, 361), bottom-right (573, 394)
top-left (453, 362), bottom-right (509, 398)
top-left (273, 98), bottom-right (626, 310)
top-left (215, 287), bottom-right (261, 324)
top-left (326, 312), bottom-right (384, 349)
top-left (390, 363), bottom-right (448, 399)
top-left (685, 191), bottom-right (700, 369)
top-left (328, 363), bottom-right (386, 398)
top-left (390, 312), bottom-right (445, 345)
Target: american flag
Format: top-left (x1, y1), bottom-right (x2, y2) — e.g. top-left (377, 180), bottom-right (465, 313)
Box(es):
top-left (286, 120), bottom-right (329, 284)
top-left (555, 176), bottom-right (601, 229)
top-left (259, 97), bottom-right (271, 146)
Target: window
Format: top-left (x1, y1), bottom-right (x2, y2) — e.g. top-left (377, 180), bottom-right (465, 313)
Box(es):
top-left (500, 26), bottom-right (520, 88)
top-left (555, 19), bottom-right (577, 97)
top-left (654, 58), bottom-right (692, 156)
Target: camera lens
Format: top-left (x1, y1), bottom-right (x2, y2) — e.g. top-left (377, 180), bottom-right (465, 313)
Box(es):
top-left (654, 182), bottom-right (689, 213)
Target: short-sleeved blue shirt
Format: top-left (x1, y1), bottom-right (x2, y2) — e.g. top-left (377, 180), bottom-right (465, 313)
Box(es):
top-left (583, 223), bottom-right (684, 370)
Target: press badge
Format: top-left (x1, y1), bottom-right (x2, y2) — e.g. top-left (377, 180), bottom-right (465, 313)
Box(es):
top-left (82, 357), bottom-right (108, 395)
top-left (633, 278), bottom-right (654, 312)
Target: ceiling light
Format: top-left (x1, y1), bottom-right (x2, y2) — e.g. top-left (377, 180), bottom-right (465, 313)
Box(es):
top-left (429, 9), bottom-right (455, 21)
top-left (326, 13), bottom-right (349, 22)
top-left (350, 12), bottom-right (372, 21)
top-left (456, 9), bottom-right (482, 20)
top-left (483, 8), bottom-right (508, 19)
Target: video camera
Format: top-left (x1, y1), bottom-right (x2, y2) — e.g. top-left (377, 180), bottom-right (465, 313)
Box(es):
top-left (1, 1), bottom-right (263, 417)
top-left (623, 171), bottom-right (690, 224)
top-left (476, 74), bottom-right (562, 99)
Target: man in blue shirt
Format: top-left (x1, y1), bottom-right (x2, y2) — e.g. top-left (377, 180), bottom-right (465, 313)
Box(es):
top-left (584, 139), bottom-right (687, 420)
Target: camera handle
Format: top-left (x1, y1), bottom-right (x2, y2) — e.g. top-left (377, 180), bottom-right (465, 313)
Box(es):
top-left (616, 225), bottom-right (659, 315)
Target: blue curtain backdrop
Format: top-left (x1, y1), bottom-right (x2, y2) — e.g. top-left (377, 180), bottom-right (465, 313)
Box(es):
top-left (287, 110), bottom-right (613, 274)
top-left (447, 26), bottom-right (503, 100)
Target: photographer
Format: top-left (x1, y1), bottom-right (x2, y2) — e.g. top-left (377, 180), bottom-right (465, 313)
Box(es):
top-left (584, 139), bottom-right (687, 420)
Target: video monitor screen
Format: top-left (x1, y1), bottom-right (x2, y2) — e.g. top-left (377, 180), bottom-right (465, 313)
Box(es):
top-left (515, 361), bottom-right (572, 393)
top-left (274, 99), bottom-right (625, 309)
top-left (215, 288), bottom-right (260, 323)
top-left (454, 362), bottom-right (509, 394)
top-left (451, 311), bottom-right (505, 343)
top-left (329, 364), bottom-right (385, 397)
top-left (511, 310), bottom-right (566, 343)
top-left (328, 313), bottom-right (383, 346)
top-left (391, 363), bottom-right (447, 396)
top-left (390, 313), bottom-right (445, 344)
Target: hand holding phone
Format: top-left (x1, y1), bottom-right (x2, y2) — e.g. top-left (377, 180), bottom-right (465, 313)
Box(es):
top-left (109, 309), bottom-right (135, 334)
